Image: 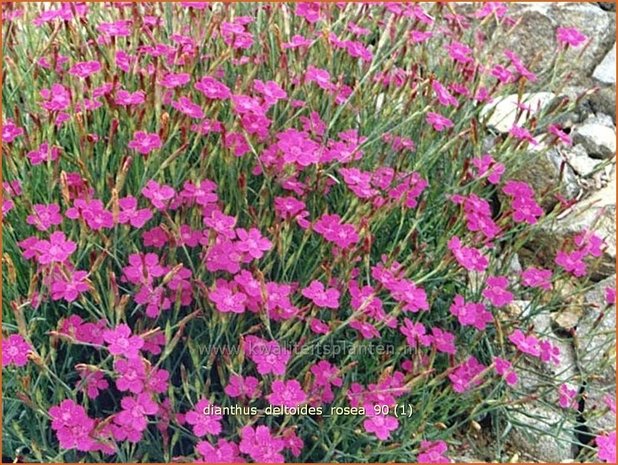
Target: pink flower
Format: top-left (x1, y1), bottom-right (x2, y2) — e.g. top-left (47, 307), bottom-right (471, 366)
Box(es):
top-left (521, 267), bottom-right (552, 290)
top-left (539, 340), bottom-right (560, 365)
top-left (548, 124), bottom-right (573, 146)
top-left (596, 431), bottom-right (616, 463)
top-left (509, 329), bottom-right (541, 357)
top-left (69, 60), bottom-right (101, 78)
top-left (118, 196), bottom-right (153, 228)
top-left (2, 118), bottom-right (24, 143)
top-left (122, 253), bottom-right (167, 286)
top-left (555, 250), bottom-right (587, 277)
top-left (432, 80), bottom-right (458, 107)
top-left (209, 282), bottom-right (247, 313)
top-left (301, 280), bottom-right (340, 309)
top-left (295, 2), bottom-right (323, 23)
top-left (114, 357), bottom-right (147, 394)
top-left (34, 231), bottom-right (77, 265)
top-left (116, 393), bottom-right (158, 432)
top-left (449, 356), bottom-right (486, 393)
top-left (276, 128), bottom-right (320, 166)
top-left (49, 399), bottom-right (97, 451)
top-left (115, 89), bottom-right (145, 106)
top-left (268, 380), bottom-right (307, 407)
top-left (26, 143), bottom-right (60, 166)
top-left (2, 334), bottom-right (31, 367)
top-left (172, 96), bottom-right (205, 119)
top-left (431, 327), bottom-right (457, 354)
top-left (502, 181), bottom-right (542, 225)
top-left (471, 154), bottom-right (505, 184)
top-left (558, 383), bottom-right (578, 409)
top-left (196, 439), bottom-right (245, 463)
top-left (363, 412), bottom-right (399, 440)
top-left (239, 425), bottom-right (286, 463)
top-left (305, 65), bottom-right (333, 91)
top-left (509, 125), bottom-right (538, 145)
top-left (128, 131), bottom-right (162, 155)
top-left (417, 440), bottom-right (450, 463)
top-left (426, 112), bottom-right (454, 131)
top-left (314, 214), bottom-right (360, 249)
top-left (574, 230), bottom-right (605, 258)
top-left (556, 27), bottom-right (588, 48)
top-left (447, 236), bottom-right (489, 272)
top-left (103, 324), bottom-right (144, 359)
top-left (185, 399), bottom-right (223, 437)
top-left (50, 270), bottom-right (90, 302)
top-left (493, 357), bottom-right (518, 386)
top-left (77, 368), bottom-right (109, 400)
top-left (605, 287), bottom-right (616, 305)
top-left (41, 83), bottom-right (71, 111)
top-left (159, 72), bottom-right (190, 88)
top-left (235, 227), bottom-right (272, 259)
top-left (400, 319), bottom-right (432, 348)
top-left (224, 374), bottom-right (260, 399)
top-left (142, 180), bottom-right (176, 210)
top-left (445, 41), bottom-right (473, 63)
top-left (195, 76), bottom-right (232, 100)
top-left (254, 79), bottom-right (287, 105)
top-left (26, 203), bottom-right (63, 231)
top-left (482, 276), bottom-right (513, 307)
top-left (450, 295), bottom-right (493, 330)
top-left (98, 20), bottom-right (132, 37)
top-left (244, 336), bottom-right (290, 376)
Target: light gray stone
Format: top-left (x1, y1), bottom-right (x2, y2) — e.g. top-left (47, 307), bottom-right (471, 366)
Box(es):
top-left (593, 43), bottom-right (616, 85)
top-left (572, 123), bottom-right (616, 159)
top-left (564, 144), bottom-right (604, 177)
top-left (481, 92), bottom-right (556, 133)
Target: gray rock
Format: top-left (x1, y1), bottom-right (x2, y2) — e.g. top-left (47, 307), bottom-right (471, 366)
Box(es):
top-left (577, 275), bottom-right (617, 382)
top-left (564, 144), bottom-right (604, 177)
top-left (588, 87), bottom-right (617, 121)
top-left (522, 169), bottom-right (616, 280)
top-left (508, 405), bottom-right (577, 463)
top-left (597, 2), bottom-right (616, 12)
top-left (513, 142), bottom-right (580, 210)
top-left (593, 43), bottom-right (616, 85)
top-left (572, 123), bottom-right (616, 159)
top-left (584, 113), bottom-right (615, 128)
top-left (584, 380), bottom-right (616, 433)
top-left (500, 3), bottom-right (615, 83)
top-left (481, 92), bottom-right (556, 133)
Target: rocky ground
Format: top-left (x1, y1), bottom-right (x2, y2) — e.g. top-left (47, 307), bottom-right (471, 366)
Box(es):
top-left (456, 2), bottom-right (616, 462)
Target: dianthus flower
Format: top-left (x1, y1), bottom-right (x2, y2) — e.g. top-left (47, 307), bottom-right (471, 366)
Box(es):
top-left (103, 324), bottom-right (144, 359)
top-left (521, 267), bottom-right (552, 290)
top-left (69, 60), bottom-right (101, 78)
top-left (195, 76), bottom-right (232, 100)
top-left (209, 281), bottom-right (247, 313)
top-left (225, 374), bottom-right (260, 399)
top-left (49, 399), bottom-right (97, 451)
top-left (185, 399), bottom-right (223, 437)
top-left (449, 356), bottom-right (486, 393)
top-left (509, 329), bottom-right (541, 357)
top-left (314, 214), bottom-right (359, 249)
top-left (426, 112), bottom-right (454, 131)
top-left (2, 334), bottom-right (31, 367)
top-left (196, 439), bottom-right (245, 463)
top-left (301, 280), bottom-right (340, 309)
top-left (244, 336), bottom-right (290, 376)
top-left (128, 131), bottom-right (162, 155)
top-left (142, 180), bottom-right (176, 211)
top-left (493, 357), bottom-right (518, 386)
top-left (556, 27), bottom-right (588, 48)
top-left (34, 231), bottom-right (77, 265)
top-left (417, 440), bottom-right (450, 463)
top-left (268, 380), bottom-right (307, 408)
top-left (447, 236), bottom-right (489, 272)
top-left (450, 295), bottom-right (493, 330)
top-left (482, 276), bottom-right (513, 307)
top-left (363, 411), bottom-right (399, 440)
top-left (239, 425), bottom-right (286, 463)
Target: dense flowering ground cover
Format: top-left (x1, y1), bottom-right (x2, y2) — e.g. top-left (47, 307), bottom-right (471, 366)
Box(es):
top-left (1, 2), bottom-right (615, 463)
